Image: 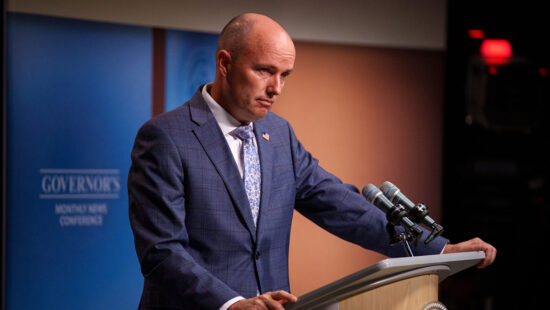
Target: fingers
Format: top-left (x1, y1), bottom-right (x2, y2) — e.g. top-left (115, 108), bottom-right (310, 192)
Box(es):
top-left (253, 295), bottom-right (284, 310)
top-left (442, 237), bottom-right (497, 268)
top-left (476, 239), bottom-right (497, 268)
top-left (257, 290), bottom-right (297, 309)
top-left (230, 297), bottom-right (279, 310)
top-left (269, 290), bottom-right (298, 304)
top-left (462, 237), bottom-right (497, 268)
top-left (229, 291), bottom-right (298, 310)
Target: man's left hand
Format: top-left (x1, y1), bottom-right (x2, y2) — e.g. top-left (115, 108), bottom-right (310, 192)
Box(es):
top-left (442, 237), bottom-right (497, 268)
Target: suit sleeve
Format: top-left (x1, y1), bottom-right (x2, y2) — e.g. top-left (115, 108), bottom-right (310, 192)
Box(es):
top-left (128, 122), bottom-right (240, 309)
top-left (286, 123), bottom-right (448, 257)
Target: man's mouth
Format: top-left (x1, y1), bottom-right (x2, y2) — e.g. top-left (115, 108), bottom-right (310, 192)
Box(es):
top-left (256, 98), bottom-right (274, 106)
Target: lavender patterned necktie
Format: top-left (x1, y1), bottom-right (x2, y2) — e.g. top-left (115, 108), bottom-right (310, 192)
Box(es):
top-left (233, 125), bottom-right (261, 226)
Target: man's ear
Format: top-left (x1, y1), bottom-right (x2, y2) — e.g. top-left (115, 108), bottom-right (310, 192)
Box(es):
top-left (217, 50), bottom-right (232, 77)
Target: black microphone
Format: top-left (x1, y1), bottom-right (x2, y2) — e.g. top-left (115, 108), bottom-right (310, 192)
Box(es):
top-left (380, 181), bottom-right (444, 244)
top-left (362, 184), bottom-right (422, 243)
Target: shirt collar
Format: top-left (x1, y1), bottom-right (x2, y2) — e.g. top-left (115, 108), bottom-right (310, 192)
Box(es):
top-left (201, 84), bottom-right (253, 136)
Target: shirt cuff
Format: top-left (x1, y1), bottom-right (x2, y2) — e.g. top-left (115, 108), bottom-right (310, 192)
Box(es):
top-left (441, 241), bottom-right (449, 254)
top-left (220, 296), bottom-right (245, 310)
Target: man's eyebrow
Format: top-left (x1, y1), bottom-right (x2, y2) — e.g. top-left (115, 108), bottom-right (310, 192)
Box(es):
top-left (255, 64), bottom-right (293, 72)
top-left (253, 64), bottom-right (294, 77)
top-left (255, 64), bottom-right (276, 69)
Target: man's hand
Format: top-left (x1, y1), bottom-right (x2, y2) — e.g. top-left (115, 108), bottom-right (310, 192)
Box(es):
top-left (443, 237), bottom-right (497, 268)
top-left (228, 290), bottom-right (298, 310)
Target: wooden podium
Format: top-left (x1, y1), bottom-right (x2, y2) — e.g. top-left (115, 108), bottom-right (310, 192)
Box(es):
top-left (284, 251), bottom-right (484, 310)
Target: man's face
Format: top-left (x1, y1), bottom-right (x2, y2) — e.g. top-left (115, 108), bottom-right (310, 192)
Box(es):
top-left (224, 36), bottom-right (295, 123)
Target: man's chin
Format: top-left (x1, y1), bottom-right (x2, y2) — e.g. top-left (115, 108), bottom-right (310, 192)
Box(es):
top-left (248, 108), bottom-right (270, 122)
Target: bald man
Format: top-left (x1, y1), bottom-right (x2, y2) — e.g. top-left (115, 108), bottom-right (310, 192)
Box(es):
top-left (128, 13), bottom-right (496, 310)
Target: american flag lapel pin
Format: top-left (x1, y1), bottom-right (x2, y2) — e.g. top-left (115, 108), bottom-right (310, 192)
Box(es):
top-left (262, 132), bottom-right (270, 141)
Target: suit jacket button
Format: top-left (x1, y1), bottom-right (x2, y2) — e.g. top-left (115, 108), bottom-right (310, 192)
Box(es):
top-left (255, 252), bottom-right (261, 260)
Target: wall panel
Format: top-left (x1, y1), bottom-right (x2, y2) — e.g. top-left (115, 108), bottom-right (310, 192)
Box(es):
top-left (6, 13), bottom-right (151, 309)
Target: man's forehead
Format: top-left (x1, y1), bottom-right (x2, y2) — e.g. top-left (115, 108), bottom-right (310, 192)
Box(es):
top-left (247, 48), bottom-right (295, 70)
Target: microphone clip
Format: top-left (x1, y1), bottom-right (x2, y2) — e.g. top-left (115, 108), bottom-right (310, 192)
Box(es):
top-left (385, 203), bottom-right (423, 257)
top-left (425, 221), bottom-right (444, 245)
top-left (410, 203), bottom-right (445, 244)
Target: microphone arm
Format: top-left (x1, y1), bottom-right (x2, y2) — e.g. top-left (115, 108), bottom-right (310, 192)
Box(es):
top-left (362, 184), bottom-right (422, 256)
top-left (380, 181), bottom-right (444, 244)
top-left (406, 203), bottom-right (444, 244)
top-left (384, 203), bottom-right (421, 256)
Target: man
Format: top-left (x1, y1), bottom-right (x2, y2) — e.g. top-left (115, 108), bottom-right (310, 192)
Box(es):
top-left (128, 13), bottom-right (496, 310)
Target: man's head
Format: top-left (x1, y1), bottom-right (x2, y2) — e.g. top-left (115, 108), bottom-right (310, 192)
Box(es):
top-left (210, 13), bottom-right (296, 124)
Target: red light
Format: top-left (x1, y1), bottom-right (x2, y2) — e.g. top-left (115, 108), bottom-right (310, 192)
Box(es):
top-left (468, 29), bottom-right (486, 39)
top-left (539, 67), bottom-right (548, 76)
top-left (480, 39), bottom-right (513, 65)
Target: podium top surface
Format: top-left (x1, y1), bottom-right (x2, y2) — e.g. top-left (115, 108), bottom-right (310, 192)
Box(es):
top-left (285, 251), bottom-right (485, 310)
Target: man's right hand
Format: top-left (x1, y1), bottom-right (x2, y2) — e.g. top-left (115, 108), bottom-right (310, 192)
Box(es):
top-left (228, 290), bottom-right (298, 310)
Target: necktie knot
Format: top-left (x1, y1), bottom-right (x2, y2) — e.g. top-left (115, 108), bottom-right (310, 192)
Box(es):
top-left (233, 125), bottom-right (254, 141)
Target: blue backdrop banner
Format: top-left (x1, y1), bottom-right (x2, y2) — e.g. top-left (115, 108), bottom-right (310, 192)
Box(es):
top-left (6, 13), bottom-right (151, 309)
top-left (165, 29), bottom-right (218, 112)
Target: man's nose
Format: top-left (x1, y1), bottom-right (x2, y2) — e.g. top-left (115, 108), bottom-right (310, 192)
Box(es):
top-left (267, 75), bottom-right (283, 97)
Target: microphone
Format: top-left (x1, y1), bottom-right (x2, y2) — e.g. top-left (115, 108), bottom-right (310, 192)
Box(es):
top-left (362, 184), bottom-right (422, 244)
top-left (380, 181), bottom-right (444, 244)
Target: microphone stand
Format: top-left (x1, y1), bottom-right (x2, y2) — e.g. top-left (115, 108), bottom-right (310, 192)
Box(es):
top-left (407, 203), bottom-right (444, 244)
top-left (385, 203), bottom-right (423, 257)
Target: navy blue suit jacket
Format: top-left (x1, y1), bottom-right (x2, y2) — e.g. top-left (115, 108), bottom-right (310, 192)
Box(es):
top-left (128, 88), bottom-right (448, 309)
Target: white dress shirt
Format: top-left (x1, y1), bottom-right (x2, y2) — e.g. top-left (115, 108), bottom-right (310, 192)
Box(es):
top-left (201, 84), bottom-right (251, 310)
top-left (202, 84), bottom-right (258, 179)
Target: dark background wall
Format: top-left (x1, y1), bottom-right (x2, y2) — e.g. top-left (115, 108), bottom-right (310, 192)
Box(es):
top-left (441, 1), bottom-right (548, 308)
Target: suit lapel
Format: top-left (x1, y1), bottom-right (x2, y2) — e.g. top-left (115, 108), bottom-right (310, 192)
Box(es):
top-left (188, 91), bottom-right (257, 242)
top-left (253, 119), bottom-right (273, 237)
